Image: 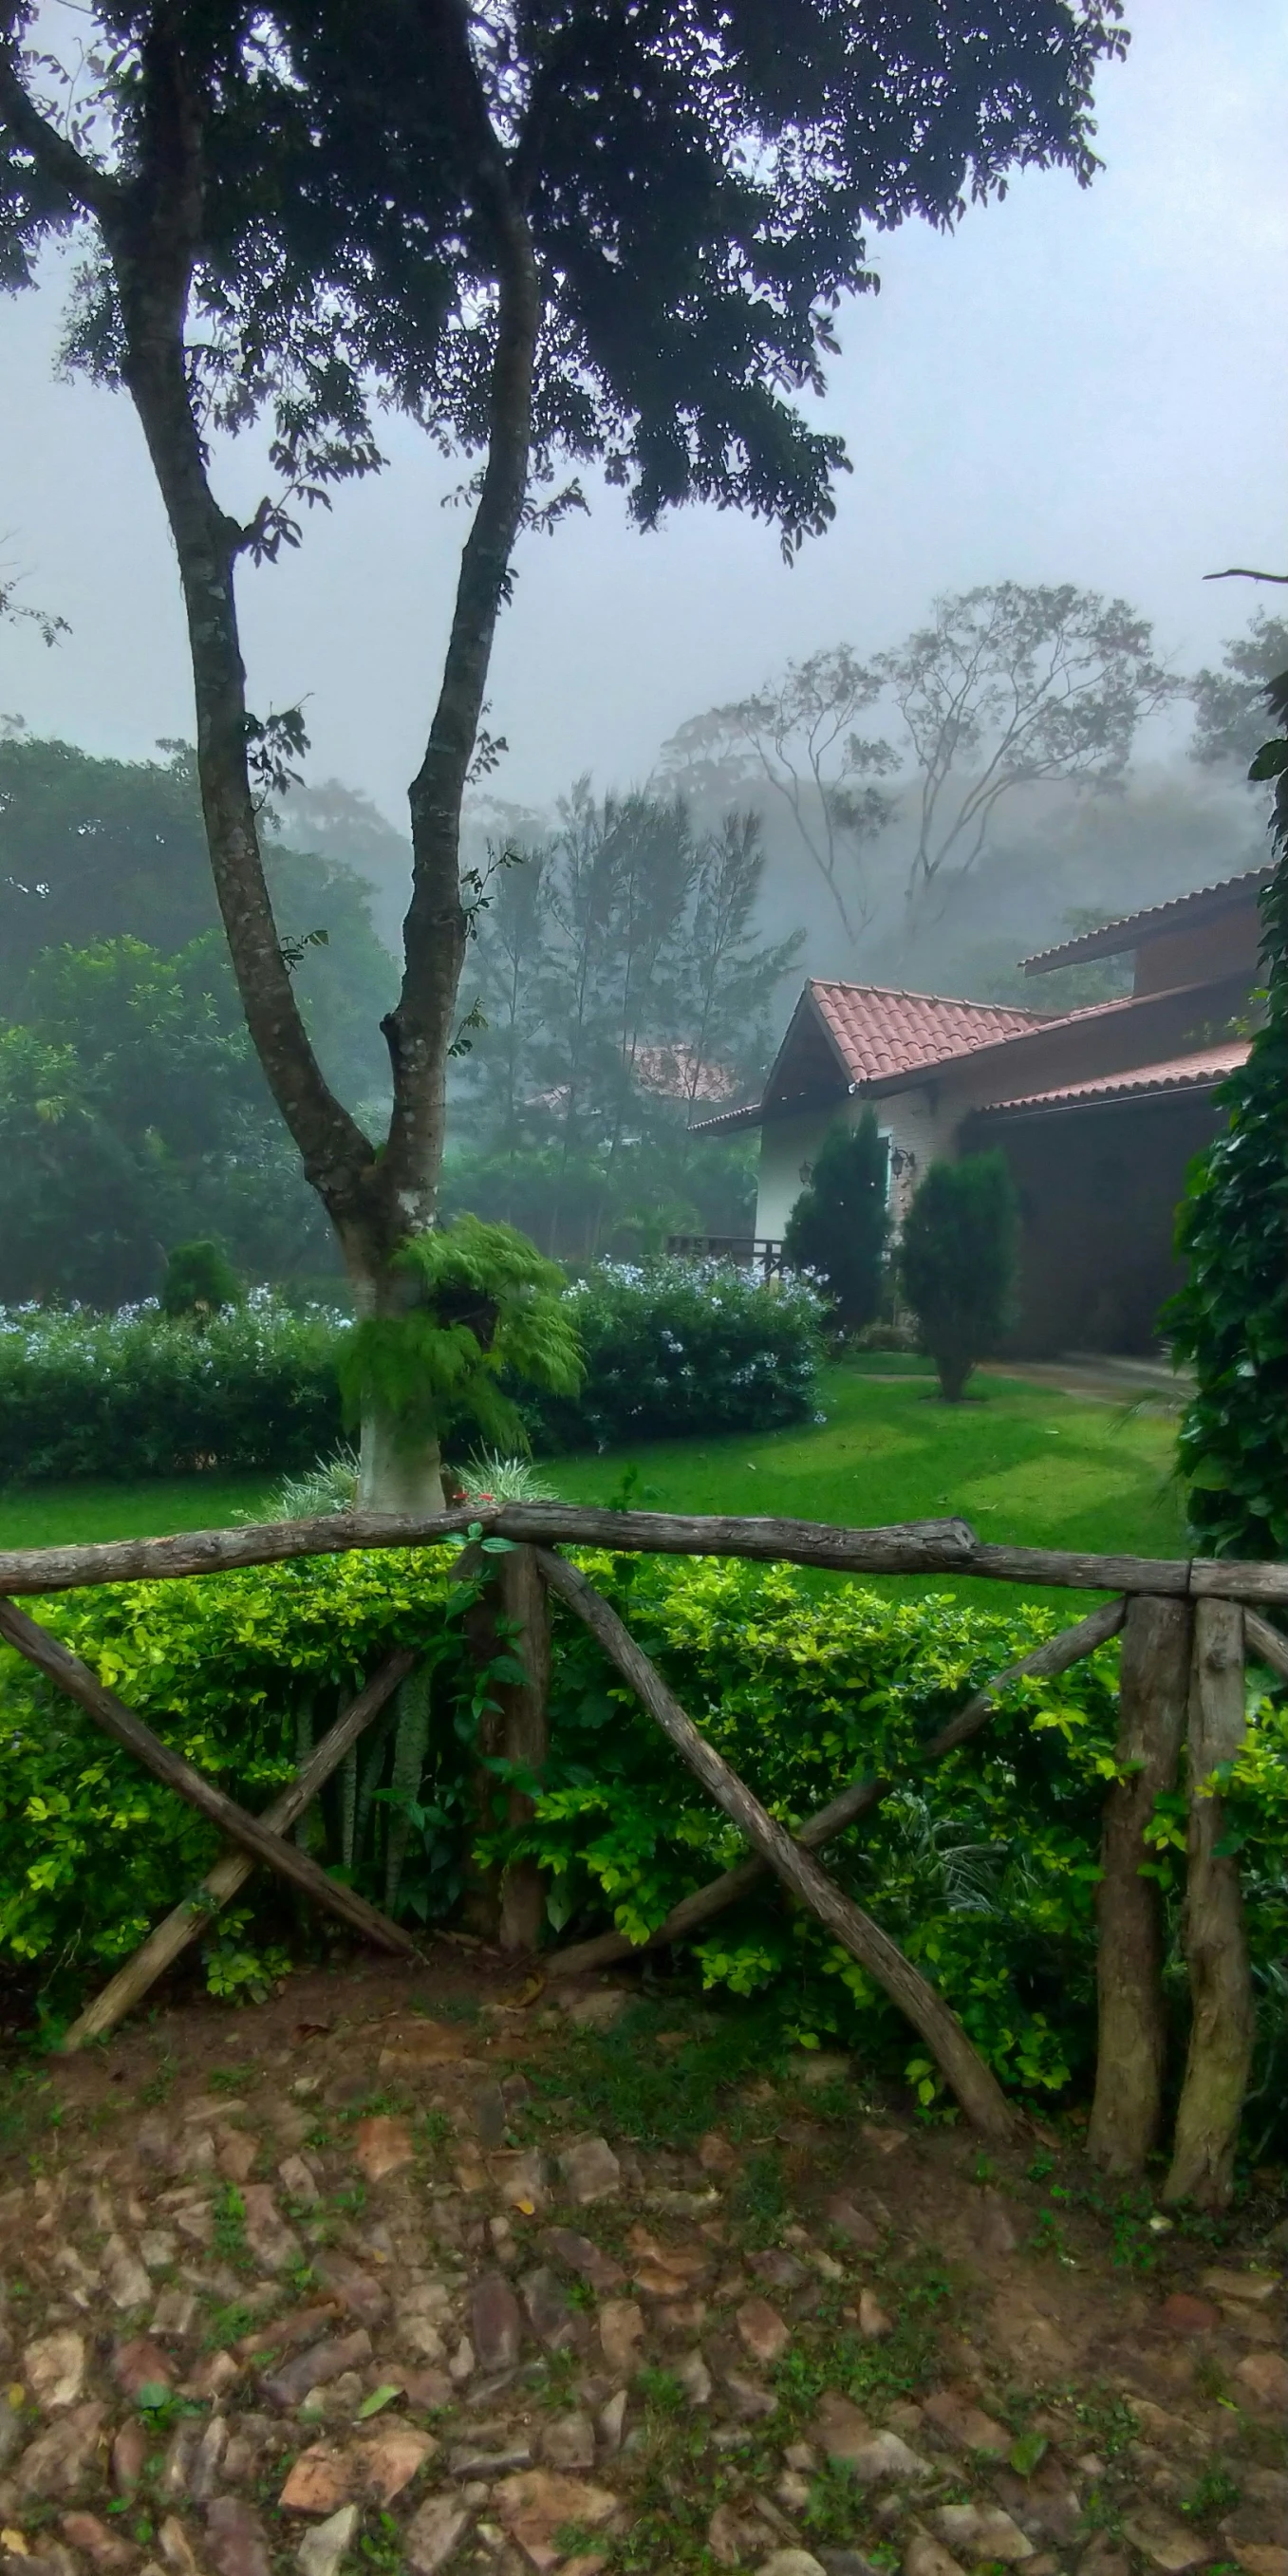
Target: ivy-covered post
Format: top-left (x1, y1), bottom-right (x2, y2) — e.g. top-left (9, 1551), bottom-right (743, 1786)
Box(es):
top-left (456, 1539), bottom-right (551, 1950)
top-left (1164, 669), bottom-right (1288, 1555)
top-left (1164, 1598), bottom-right (1255, 2209)
top-left (494, 1545), bottom-right (551, 1953)
top-left (1086, 1596), bottom-right (1191, 2175)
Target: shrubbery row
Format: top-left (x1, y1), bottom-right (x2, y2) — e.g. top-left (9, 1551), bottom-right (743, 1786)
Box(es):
top-left (3, 1547), bottom-right (1285, 2141)
top-left (0, 1260), bottom-right (823, 1483)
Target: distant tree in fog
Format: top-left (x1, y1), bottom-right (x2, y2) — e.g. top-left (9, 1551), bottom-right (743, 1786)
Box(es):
top-left (453, 790), bottom-right (799, 1257)
top-left (872, 584), bottom-right (1176, 927)
top-left (666, 585), bottom-right (1176, 951)
top-left (658, 648), bottom-right (898, 940)
top-left (1191, 612), bottom-right (1288, 774)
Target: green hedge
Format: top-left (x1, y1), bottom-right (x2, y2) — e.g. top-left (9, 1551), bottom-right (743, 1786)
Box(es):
top-left (0, 1261), bottom-right (822, 1483)
top-left (0, 1297), bottom-right (344, 1482)
top-left (4, 1549), bottom-right (1285, 2141)
top-left (532, 1260), bottom-right (823, 1450)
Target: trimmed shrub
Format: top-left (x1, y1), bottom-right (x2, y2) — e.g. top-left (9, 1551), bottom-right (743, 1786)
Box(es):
top-left (531, 1260), bottom-right (824, 1450)
top-left (783, 1110), bottom-right (890, 1336)
top-left (0, 1549), bottom-right (471, 1999)
top-left (899, 1151), bottom-right (1019, 1401)
top-left (0, 1261), bottom-right (822, 1483)
top-left (159, 1239), bottom-right (244, 1320)
top-left (5, 1547), bottom-right (1286, 2141)
top-left (0, 1294), bottom-right (345, 1482)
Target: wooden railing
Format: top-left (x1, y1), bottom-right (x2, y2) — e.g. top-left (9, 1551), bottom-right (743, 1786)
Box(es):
top-left (1, 1503), bottom-right (1283, 2212)
top-left (664, 1233), bottom-right (787, 1279)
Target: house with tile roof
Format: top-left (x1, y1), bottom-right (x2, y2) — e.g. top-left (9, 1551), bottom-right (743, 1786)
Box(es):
top-left (692, 866), bottom-right (1269, 1354)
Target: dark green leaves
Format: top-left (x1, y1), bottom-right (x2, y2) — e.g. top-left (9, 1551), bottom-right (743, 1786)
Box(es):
top-left (1164, 677), bottom-right (1288, 1556)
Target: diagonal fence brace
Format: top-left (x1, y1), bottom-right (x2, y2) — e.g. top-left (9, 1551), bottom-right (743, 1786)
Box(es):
top-left (547, 1593), bottom-right (1127, 1982)
top-left (535, 1548), bottom-right (1018, 2139)
top-left (60, 1648), bottom-right (418, 2051)
top-left (0, 1597), bottom-right (417, 1960)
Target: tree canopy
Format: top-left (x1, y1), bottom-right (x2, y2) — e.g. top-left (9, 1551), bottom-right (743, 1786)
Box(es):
top-left (450, 788), bottom-right (796, 1258)
top-left (1191, 610), bottom-right (1288, 774)
top-left (0, 732), bottom-right (397, 1107)
top-left (663, 580), bottom-right (1172, 944)
top-left (1, 0), bottom-right (1130, 1499)
top-left (0, 936), bottom-right (332, 1303)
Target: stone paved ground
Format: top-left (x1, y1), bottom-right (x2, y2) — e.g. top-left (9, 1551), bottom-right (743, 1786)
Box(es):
top-left (0, 1952), bottom-right (1284, 2576)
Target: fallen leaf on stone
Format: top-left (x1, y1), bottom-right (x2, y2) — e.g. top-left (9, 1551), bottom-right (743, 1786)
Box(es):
top-left (1009, 2432), bottom-right (1049, 2477)
top-left (353, 2384), bottom-right (398, 2422)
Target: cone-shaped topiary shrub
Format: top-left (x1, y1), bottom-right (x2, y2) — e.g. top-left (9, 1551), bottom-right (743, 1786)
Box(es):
top-left (899, 1150), bottom-right (1018, 1402)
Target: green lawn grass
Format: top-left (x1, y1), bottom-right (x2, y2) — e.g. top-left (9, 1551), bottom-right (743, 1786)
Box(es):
top-left (0, 1363), bottom-right (1185, 1612)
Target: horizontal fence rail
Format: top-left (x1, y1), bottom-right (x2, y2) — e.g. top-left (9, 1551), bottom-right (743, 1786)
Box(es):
top-left (0, 1502), bottom-right (1287, 1599)
top-left (0, 1491), bottom-right (1281, 2204)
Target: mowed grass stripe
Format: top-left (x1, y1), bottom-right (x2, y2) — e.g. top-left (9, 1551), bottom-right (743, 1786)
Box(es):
top-left (0, 1364), bottom-right (1185, 1614)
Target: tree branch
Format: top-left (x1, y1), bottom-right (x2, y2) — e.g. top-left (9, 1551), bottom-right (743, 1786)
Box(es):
top-left (1204, 568), bottom-right (1288, 585)
top-left (99, 11), bottom-right (374, 1223)
top-left (0, 15), bottom-right (125, 221)
top-left (380, 0), bottom-right (542, 1230)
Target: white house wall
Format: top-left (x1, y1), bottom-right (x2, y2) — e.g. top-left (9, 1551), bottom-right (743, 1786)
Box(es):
top-left (755, 1108), bottom-right (835, 1238)
top-left (755, 1084), bottom-right (956, 1240)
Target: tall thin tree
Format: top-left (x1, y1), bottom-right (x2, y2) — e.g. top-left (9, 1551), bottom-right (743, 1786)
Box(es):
top-left (1, 0), bottom-right (1129, 1502)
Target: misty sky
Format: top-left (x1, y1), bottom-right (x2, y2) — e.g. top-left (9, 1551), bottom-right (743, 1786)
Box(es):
top-left (1, 0), bottom-right (1284, 831)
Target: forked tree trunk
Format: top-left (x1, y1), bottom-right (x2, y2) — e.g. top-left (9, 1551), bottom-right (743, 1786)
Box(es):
top-left (1086, 1595), bottom-right (1190, 2175)
top-left (3, 17), bottom-right (540, 1504)
top-left (1164, 1597), bottom-right (1255, 2210)
top-left (357, 1398), bottom-right (446, 1516)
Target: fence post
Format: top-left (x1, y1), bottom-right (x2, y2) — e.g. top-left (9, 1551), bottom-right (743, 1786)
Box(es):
top-left (1086, 1596), bottom-right (1190, 2175)
top-left (495, 1543), bottom-right (551, 1953)
top-left (1164, 1596), bottom-right (1255, 2209)
top-left (457, 1541), bottom-right (551, 1951)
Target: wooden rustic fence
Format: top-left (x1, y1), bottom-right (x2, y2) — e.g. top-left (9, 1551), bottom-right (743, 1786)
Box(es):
top-left (1, 1502), bottom-right (1285, 2212)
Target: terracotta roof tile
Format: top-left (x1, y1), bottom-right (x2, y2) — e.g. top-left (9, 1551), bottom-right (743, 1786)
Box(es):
top-left (1020, 868), bottom-right (1271, 975)
top-left (977, 1041), bottom-right (1250, 1116)
top-left (809, 980), bottom-right (1041, 1082)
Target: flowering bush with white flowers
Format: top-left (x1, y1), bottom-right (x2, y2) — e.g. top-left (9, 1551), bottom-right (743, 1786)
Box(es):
top-left (0, 1292), bottom-right (345, 1481)
top-left (529, 1259), bottom-right (824, 1451)
top-left (0, 1260), bottom-right (822, 1482)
